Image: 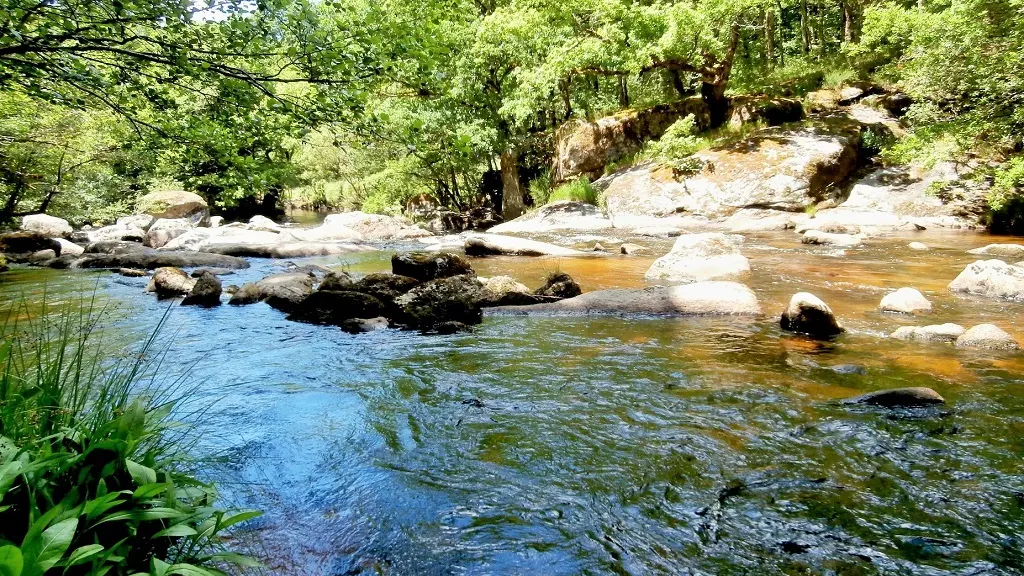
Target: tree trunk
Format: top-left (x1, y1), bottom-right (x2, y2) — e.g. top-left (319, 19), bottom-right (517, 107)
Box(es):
top-left (702, 81), bottom-right (730, 128)
top-left (817, 1), bottom-right (827, 56)
top-left (800, 0), bottom-right (811, 54)
top-left (669, 69), bottom-right (688, 98)
top-left (500, 150), bottom-right (524, 220)
top-left (618, 75), bottom-right (630, 108)
top-left (776, 0), bottom-right (786, 67)
top-left (764, 9), bottom-right (776, 68)
top-left (843, 0), bottom-right (861, 42)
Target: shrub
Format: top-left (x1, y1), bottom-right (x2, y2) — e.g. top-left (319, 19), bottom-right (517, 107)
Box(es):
top-left (527, 169), bottom-right (552, 206)
top-left (0, 299), bottom-right (260, 576)
top-left (548, 178), bottom-right (599, 205)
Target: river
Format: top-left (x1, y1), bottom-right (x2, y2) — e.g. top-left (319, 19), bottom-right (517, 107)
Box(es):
top-left (1, 230), bottom-right (1022, 575)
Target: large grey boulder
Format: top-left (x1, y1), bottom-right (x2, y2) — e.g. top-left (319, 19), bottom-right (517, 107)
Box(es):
top-left (206, 242), bottom-right (364, 259)
top-left (136, 190), bottom-right (208, 221)
top-left (160, 227), bottom-right (285, 251)
top-left (144, 267), bottom-right (196, 298)
top-left (256, 272), bottom-right (316, 311)
top-left (117, 214), bottom-right (155, 230)
top-left (54, 238), bottom-right (84, 256)
top-left (87, 224), bottom-right (145, 243)
top-left (879, 288), bottom-right (932, 314)
top-left (948, 260), bottom-right (1024, 301)
top-left (890, 323), bottom-right (966, 343)
top-left (645, 233), bottom-right (749, 284)
top-left (488, 201), bottom-right (613, 234)
top-left (318, 212), bottom-right (429, 241)
top-left (464, 233), bottom-right (582, 257)
top-left (846, 387), bottom-right (945, 408)
top-left (20, 214), bottom-right (72, 238)
top-left (294, 219), bottom-right (363, 242)
top-left (780, 292), bottom-right (844, 338)
top-left (954, 324), bottom-right (1020, 350)
top-left (968, 244), bottom-right (1024, 259)
top-left (391, 251), bottom-right (474, 281)
top-left (247, 215), bottom-right (282, 233)
top-left (144, 218), bottom-right (193, 249)
top-left (73, 249), bottom-right (249, 270)
top-left (488, 281), bottom-right (761, 317)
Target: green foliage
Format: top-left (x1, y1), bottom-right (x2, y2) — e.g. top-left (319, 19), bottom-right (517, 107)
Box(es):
top-left (548, 178), bottom-right (599, 206)
top-left (990, 157), bottom-right (1024, 212)
top-left (527, 170), bottom-right (553, 206)
top-left (0, 299), bottom-right (260, 575)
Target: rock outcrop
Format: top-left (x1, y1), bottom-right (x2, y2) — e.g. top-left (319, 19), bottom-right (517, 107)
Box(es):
top-left (726, 96), bottom-right (804, 129)
top-left (645, 233), bottom-right (749, 283)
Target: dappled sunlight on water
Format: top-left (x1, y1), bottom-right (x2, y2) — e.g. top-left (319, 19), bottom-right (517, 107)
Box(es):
top-left (2, 230), bottom-right (1023, 574)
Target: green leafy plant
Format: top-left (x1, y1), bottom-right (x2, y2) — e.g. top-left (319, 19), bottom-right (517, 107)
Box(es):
top-left (0, 298), bottom-right (261, 576)
top-left (527, 170), bottom-right (552, 206)
top-left (547, 178), bottom-right (599, 205)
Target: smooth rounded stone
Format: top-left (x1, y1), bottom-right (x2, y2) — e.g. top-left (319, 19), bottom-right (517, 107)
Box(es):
top-left (20, 214), bottom-right (72, 238)
top-left (247, 215), bottom-right (282, 232)
top-left (482, 275), bottom-right (530, 296)
top-left (592, 242), bottom-right (606, 252)
top-left (117, 214), bottom-right (155, 230)
top-left (87, 224), bottom-right (146, 243)
top-left (967, 244), bottom-right (1024, 258)
top-left (118, 268), bottom-right (149, 278)
top-left (256, 272), bottom-right (315, 311)
top-left (391, 251), bottom-right (473, 281)
top-left (908, 242), bottom-right (930, 251)
top-left (879, 287), bottom-right (932, 314)
top-left (534, 272), bottom-right (582, 299)
top-left (136, 190), bottom-right (208, 221)
top-left (619, 243), bottom-right (648, 255)
top-left (489, 201), bottom-right (613, 234)
top-left (846, 387), bottom-right (945, 408)
top-left (340, 317), bottom-right (390, 334)
top-left (75, 250), bottom-right (250, 270)
top-left (0, 231), bottom-right (61, 256)
top-left (320, 212), bottom-right (430, 241)
top-left (801, 230), bottom-right (864, 247)
top-left (208, 216), bottom-right (224, 228)
top-left (55, 238), bottom-right (84, 256)
top-left (954, 324), bottom-right (1020, 350)
top-left (228, 283), bottom-right (261, 305)
top-left (395, 274), bottom-right (487, 329)
top-left (891, 323), bottom-right (966, 343)
top-left (181, 272), bottom-right (223, 307)
top-left (464, 233), bottom-right (582, 257)
top-left (144, 218), bottom-right (193, 249)
top-left (780, 292), bottom-right (844, 338)
top-left (144, 267), bottom-right (196, 298)
top-left (479, 275), bottom-right (552, 307)
top-left (29, 249), bottom-right (56, 263)
top-left (645, 233), bottom-right (750, 284)
top-left (947, 259), bottom-right (1024, 301)
top-left (318, 271), bottom-right (355, 291)
top-left (489, 281), bottom-right (762, 317)
top-left (288, 290), bottom-right (390, 326)
top-left (351, 273), bottom-right (420, 303)
top-left (190, 267), bottom-right (233, 277)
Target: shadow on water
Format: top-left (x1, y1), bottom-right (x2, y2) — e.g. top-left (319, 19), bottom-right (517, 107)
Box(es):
top-left (1, 230), bottom-right (1023, 574)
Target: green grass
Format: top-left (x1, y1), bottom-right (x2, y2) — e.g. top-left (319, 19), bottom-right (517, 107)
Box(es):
top-left (548, 178), bottom-right (600, 205)
top-left (0, 297), bottom-right (260, 576)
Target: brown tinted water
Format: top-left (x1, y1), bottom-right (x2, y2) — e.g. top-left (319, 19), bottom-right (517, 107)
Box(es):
top-left (1, 230), bottom-right (1022, 575)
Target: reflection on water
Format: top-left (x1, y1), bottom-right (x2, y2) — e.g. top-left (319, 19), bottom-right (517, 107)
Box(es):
top-left (1, 230), bottom-right (1023, 575)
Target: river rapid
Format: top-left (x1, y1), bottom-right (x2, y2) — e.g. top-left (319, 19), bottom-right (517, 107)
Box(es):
top-left (1, 229), bottom-right (1023, 575)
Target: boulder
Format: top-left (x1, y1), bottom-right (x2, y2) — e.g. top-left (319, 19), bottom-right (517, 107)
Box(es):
top-left (395, 274), bottom-right (487, 329)
top-left (74, 250), bottom-right (249, 270)
top-left (318, 271), bottom-right (355, 291)
top-left (780, 292), bottom-right (844, 338)
top-left (391, 251), bottom-right (474, 281)
top-left (287, 290), bottom-right (389, 326)
top-left (294, 220), bottom-right (363, 242)
top-left (846, 387), bottom-right (945, 408)
top-left (478, 275), bottom-right (554, 307)
top-left (351, 273), bottom-right (420, 303)
top-left (206, 242), bottom-right (364, 259)
top-left (948, 260), bottom-right (1024, 301)
top-left (318, 212), bottom-right (429, 241)
top-left (838, 86), bottom-right (866, 105)
top-left (482, 275), bottom-right (530, 296)
top-left (159, 227), bottom-right (284, 251)
top-left (967, 244), bottom-right (1024, 259)
top-left (208, 216), bottom-right (224, 228)
top-left (181, 272), bottom-right (223, 307)
top-left (340, 317), bottom-right (390, 334)
top-left (190, 267), bottom-right (234, 277)
top-left (144, 218), bottom-right (193, 249)
top-left (726, 96), bottom-right (804, 129)
top-left (488, 201), bottom-right (613, 234)
top-left (247, 215), bottom-right (282, 232)
top-left (20, 214), bottom-right (72, 238)
top-left (801, 230), bottom-right (864, 247)
top-left (891, 323), bottom-right (966, 343)
top-left (909, 242), bottom-right (930, 251)
top-left (136, 190), bottom-right (208, 221)
top-left (879, 288), bottom-right (932, 314)
top-left (228, 283), bottom-right (262, 305)
top-left (0, 231), bottom-right (61, 256)
top-left (645, 233), bottom-right (750, 284)
top-left (256, 272), bottom-right (316, 311)
top-left (116, 214), bottom-right (155, 230)
top-left (87, 224), bottom-right (145, 243)
top-left (144, 267), bottom-right (196, 298)
top-left (720, 208), bottom-right (804, 232)
top-left (464, 233), bottom-right (582, 257)
top-left (118, 268), bottom-right (149, 278)
top-left (534, 272), bottom-right (582, 299)
top-left (598, 119), bottom-right (861, 224)
top-left (489, 281), bottom-right (762, 317)
top-left (552, 98), bottom-right (710, 183)
top-left (55, 238), bottom-right (84, 256)
top-left (619, 243), bottom-right (648, 255)
top-left (860, 92), bottom-right (913, 117)
top-left (29, 249), bottom-right (56, 263)
top-left (954, 324), bottom-right (1020, 350)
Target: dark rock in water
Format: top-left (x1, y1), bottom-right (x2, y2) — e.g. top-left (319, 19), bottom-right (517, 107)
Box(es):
top-left (352, 273), bottom-right (420, 303)
top-left (85, 240), bottom-right (144, 254)
top-left (0, 231), bottom-right (61, 259)
top-left (829, 364), bottom-right (867, 375)
top-left (228, 282), bottom-right (262, 305)
top-left (318, 271), bottom-right (354, 291)
top-left (45, 254), bottom-right (81, 269)
top-left (340, 316), bottom-right (389, 334)
top-left (480, 290), bottom-right (558, 308)
top-left (287, 290), bottom-right (389, 326)
top-left (182, 272), bottom-right (222, 307)
top-left (391, 251), bottom-right (473, 281)
top-left (424, 321), bottom-right (472, 335)
top-left (118, 268), bottom-right (149, 277)
top-left (846, 387), bottom-right (945, 408)
top-left (257, 272), bottom-right (315, 312)
top-left (28, 249), bottom-right (56, 263)
top-left (191, 267), bottom-right (234, 277)
top-left (73, 250), bottom-right (250, 270)
top-left (396, 274), bottom-right (485, 330)
top-left (144, 267), bottom-right (196, 298)
top-left (780, 292), bottom-right (844, 338)
top-left (534, 272), bottom-right (582, 299)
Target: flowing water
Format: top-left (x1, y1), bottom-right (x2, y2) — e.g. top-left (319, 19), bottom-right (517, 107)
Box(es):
top-left (1, 231), bottom-right (1023, 575)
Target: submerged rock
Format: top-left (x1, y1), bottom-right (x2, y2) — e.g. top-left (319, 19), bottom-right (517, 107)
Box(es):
top-left (464, 233), bottom-right (582, 257)
top-left (846, 387), bottom-right (945, 408)
top-left (391, 252), bottom-right (473, 281)
top-left (879, 288), bottom-right (932, 314)
top-left (954, 324), bottom-right (1020, 350)
top-left (801, 230), bottom-right (864, 247)
top-left (645, 233), bottom-right (749, 284)
top-left (489, 281), bottom-right (762, 316)
top-left (908, 242), bottom-right (930, 251)
top-left (181, 272), bottom-right (223, 307)
top-left (340, 316), bottom-right (390, 334)
top-left (891, 323), bottom-right (966, 343)
top-left (144, 267), bottom-right (196, 298)
top-left (287, 290), bottom-right (389, 325)
top-left (780, 293), bottom-right (844, 338)
top-left (948, 260), bottom-right (1024, 301)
